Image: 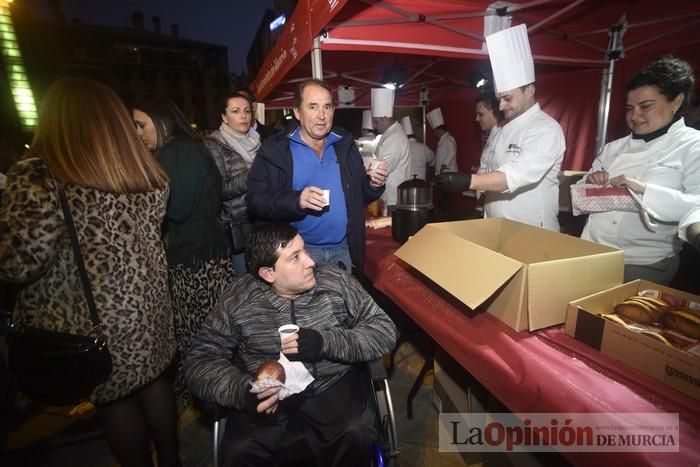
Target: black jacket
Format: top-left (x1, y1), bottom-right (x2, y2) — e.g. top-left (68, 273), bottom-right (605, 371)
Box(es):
top-left (254, 120), bottom-right (274, 141)
top-left (158, 136), bottom-right (230, 267)
top-left (247, 124), bottom-right (383, 270)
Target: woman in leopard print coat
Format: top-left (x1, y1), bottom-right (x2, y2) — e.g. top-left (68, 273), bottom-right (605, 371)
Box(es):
top-left (0, 79), bottom-right (181, 467)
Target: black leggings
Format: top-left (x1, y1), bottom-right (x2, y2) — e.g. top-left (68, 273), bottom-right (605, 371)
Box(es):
top-left (96, 371), bottom-right (181, 467)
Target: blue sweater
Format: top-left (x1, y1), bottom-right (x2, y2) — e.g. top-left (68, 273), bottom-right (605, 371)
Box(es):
top-left (246, 124), bottom-right (384, 270)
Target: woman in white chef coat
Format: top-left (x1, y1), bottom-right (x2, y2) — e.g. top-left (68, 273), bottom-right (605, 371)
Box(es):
top-left (581, 55), bottom-right (700, 284)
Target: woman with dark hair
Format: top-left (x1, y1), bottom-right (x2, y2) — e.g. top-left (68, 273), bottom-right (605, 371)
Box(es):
top-left (133, 97), bottom-right (232, 407)
top-left (581, 55), bottom-right (700, 284)
top-left (0, 78), bottom-right (180, 466)
top-left (203, 92), bottom-right (260, 274)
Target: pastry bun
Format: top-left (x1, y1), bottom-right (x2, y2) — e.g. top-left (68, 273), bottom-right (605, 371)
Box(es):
top-left (255, 360), bottom-right (286, 383)
top-left (661, 309), bottom-right (700, 339)
top-left (613, 296), bottom-right (669, 324)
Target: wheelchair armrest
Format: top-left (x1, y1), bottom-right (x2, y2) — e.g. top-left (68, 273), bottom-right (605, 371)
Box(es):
top-left (365, 358), bottom-right (388, 382)
top-left (194, 398), bottom-right (231, 422)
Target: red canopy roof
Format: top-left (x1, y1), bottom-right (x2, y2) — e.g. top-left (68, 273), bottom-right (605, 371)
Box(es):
top-left (251, 0), bottom-right (700, 170)
top-left (253, 0), bottom-right (700, 103)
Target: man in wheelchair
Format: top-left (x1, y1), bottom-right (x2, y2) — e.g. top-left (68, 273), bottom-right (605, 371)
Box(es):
top-left (185, 223), bottom-right (397, 466)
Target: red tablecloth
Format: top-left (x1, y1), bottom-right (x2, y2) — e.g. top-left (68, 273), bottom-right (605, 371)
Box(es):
top-left (364, 227), bottom-right (700, 466)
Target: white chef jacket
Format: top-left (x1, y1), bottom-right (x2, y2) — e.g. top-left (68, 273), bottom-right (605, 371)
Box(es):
top-left (581, 119), bottom-right (700, 264)
top-left (476, 126), bottom-right (503, 199)
top-left (481, 103), bottom-right (565, 231)
top-left (434, 132), bottom-right (458, 174)
top-left (407, 137), bottom-right (435, 180)
top-left (679, 207), bottom-right (700, 243)
top-left (375, 121), bottom-right (412, 206)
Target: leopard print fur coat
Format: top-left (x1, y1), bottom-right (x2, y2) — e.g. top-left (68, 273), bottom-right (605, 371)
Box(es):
top-left (0, 157), bottom-right (176, 404)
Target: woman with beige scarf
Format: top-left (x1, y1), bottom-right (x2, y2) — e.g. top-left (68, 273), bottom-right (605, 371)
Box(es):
top-left (204, 92), bottom-right (261, 274)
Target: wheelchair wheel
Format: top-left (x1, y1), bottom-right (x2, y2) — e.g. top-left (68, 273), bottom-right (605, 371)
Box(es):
top-left (372, 441), bottom-right (385, 467)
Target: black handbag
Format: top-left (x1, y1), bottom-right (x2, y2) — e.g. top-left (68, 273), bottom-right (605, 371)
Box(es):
top-left (7, 182), bottom-right (113, 406)
top-left (226, 220), bottom-right (253, 254)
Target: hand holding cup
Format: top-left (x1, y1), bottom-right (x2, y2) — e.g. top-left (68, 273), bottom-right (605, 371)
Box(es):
top-left (278, 324), bottom-right (299, 354)
top-left (368, 158), bottom-right (388, 187)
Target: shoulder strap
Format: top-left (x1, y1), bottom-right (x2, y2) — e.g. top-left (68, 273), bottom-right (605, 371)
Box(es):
top-left (56, 182), bottom-right (102, 329)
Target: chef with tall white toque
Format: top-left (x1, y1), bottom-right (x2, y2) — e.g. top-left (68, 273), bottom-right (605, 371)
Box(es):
top-left (427, 107), bottom-right (458, 175)
top-left (436, 24), bottom-right (565, 231)
top-left (401, 116), bottom-right (434, 181)
top-left (371, 88), bottom-right (411, 214)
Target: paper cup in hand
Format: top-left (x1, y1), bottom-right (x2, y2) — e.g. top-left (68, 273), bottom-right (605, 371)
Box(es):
top-left (321, 189), bottom-right (330, 207)
top-left (278, 324), bottom-right (299, 344)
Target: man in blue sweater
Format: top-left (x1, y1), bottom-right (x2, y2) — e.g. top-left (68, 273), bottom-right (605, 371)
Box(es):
top-left (247, 79), bottom-right (387, 271)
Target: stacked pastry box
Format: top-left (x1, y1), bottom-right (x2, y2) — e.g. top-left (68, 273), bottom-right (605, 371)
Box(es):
top-left (565, 280), bottom-right (700, 400)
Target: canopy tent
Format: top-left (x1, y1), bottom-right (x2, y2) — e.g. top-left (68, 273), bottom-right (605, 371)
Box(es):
top-left (251, 0), bottom-right (700, 171)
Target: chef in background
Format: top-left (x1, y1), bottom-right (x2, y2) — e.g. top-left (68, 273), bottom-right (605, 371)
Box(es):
top-left (371, 88), bottom-right (411, 214)
top-left (401, 116), bottom-right (434, 181)
top-left (474, 92), bottom-right (504, 202)
top-left (356, 109), bottom-right (379, 166)
top-left (427, 107), bottom-right (457, 174)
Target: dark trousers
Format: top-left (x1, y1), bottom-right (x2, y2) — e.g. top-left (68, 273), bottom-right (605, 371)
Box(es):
top-left (222, 369), bottom-right (377, 467)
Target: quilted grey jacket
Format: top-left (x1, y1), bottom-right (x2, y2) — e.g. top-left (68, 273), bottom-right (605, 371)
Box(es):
top-left (184, 265), bottom-right (397, 409)
top-left (203, 130), bottom-right (250, 223)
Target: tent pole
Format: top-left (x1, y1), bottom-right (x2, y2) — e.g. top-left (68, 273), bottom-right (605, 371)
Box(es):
top-left (311, 36), bottom-right (323, 79)
top-left (594, 19), bottom-right (626, 156)
top-left (594, 62), bottom-right (615, 156)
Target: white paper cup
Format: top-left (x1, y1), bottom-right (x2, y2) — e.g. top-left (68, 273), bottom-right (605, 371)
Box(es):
top-left (278, 324), bottom-right (299, 344)
top-left (321, 189), bottom-right (330, 207)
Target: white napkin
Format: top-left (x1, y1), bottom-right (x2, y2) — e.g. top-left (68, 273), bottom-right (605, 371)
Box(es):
top-left (249, 353), bottom-right (314, 401)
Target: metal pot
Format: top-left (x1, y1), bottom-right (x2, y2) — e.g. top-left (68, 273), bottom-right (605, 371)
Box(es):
top-left (392, 176), bottom-right (433, 244)
top-left (395, 175), bottom-right (433, 211)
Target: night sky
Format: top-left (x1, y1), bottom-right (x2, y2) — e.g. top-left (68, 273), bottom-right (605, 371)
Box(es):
top-left (21, 0), bottom-right (275, 73)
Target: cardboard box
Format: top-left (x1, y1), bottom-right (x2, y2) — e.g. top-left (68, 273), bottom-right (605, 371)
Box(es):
top-left (395, 218), bottom-right (623, 331)
top-left (565, 280), bottom-right (700, 400)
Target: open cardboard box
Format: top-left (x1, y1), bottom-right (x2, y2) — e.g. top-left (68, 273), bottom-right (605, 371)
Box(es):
top-left (394, 218), bottom-right (623, 331)
top-left (565, 280), bottom-right (700, 400)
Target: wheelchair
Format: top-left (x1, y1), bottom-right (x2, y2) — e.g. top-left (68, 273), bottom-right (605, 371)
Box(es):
top-left (210, 358), bottom-right (399, 467)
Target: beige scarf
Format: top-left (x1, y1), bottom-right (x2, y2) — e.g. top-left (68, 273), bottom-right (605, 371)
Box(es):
top-left (219, 122), bottom-right (261, 168)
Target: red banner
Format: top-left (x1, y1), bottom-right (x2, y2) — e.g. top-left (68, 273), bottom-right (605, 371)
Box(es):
top-left (252, 0), bottom-right (348, 100)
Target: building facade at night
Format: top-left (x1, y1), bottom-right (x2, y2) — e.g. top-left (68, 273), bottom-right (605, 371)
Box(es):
top-left (1, 4), bottom-right (230, 169)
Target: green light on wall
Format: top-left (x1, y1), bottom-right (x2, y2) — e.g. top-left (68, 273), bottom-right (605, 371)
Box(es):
top-left (1, 3), bottom-right (38, 131)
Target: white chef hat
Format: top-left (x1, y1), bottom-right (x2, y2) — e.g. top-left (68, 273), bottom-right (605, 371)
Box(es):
top-left (485, 24), bottom-right (535, 93)
top-left (371, 88), bottom-right (395, 118)
top-left (426, 107), bottom-right (445, 129)
top-left (362, 109), bottom-right (373, 130)
top-left (400, 116), bottom-right (413, 135)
